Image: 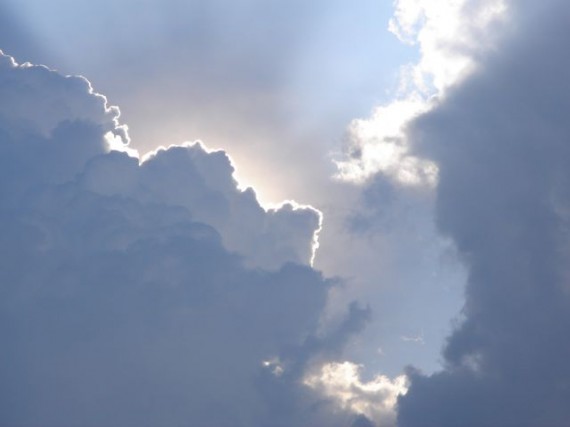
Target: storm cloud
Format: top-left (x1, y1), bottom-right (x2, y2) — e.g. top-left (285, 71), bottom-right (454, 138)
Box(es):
top-left (397, 1), bottom-right (570, 426)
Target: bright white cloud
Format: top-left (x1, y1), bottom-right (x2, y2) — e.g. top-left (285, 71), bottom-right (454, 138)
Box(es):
top-left (336, 0), bottom-right (507, 185)
top-left (304, 361), bottom-right (408, 427)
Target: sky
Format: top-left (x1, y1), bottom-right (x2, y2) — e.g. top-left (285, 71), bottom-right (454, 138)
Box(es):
top-left (1, 0), bottom-right (569, 426)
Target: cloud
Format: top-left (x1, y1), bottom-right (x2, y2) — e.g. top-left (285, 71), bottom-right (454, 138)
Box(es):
top-left (394, 1), bottom-right (570, 425)
top-left (325, 169), bottom-right (465, 380)
top-left (0, 55), bottom-right (128, 143)
top-left (335, 0), bottom-right (507, 186)
top-left (3, 0), bottom-right (411, 207)
top-left (0, 49), bottom-right (321, 271)
top-left (88, 142), bottom-right (322, 270)
top-left (0, 50), bottom-right (358, 426)
top-left (304, 361), bottom-right (408, 427)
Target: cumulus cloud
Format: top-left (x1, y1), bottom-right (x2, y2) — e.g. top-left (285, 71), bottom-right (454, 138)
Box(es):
top-left (0, 50), bottom-right (359, 426)
top-left (304, 361), bottom-right (408, 427)
top-left (89, 142), bottom-right (322, 270)
top-left (0, 49), bottom-right (321, 271)
top-left (336, 0), bottom-right (507, 186)
top-left (394, 1), bottom-right (570, 425)
top-left (0, 54), bottom-right (128, 144)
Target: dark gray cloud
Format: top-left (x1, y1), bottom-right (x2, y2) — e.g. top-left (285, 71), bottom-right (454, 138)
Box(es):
top-left (397, 1), bottom-right (570, 426)
top-left (0, 50), bottom-right (362, 426)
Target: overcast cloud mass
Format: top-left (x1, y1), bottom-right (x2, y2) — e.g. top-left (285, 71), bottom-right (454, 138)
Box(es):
top-left (2, 0), bottom-right (570, 426)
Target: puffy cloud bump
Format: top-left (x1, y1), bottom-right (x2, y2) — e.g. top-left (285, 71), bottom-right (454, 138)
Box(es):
top-left (0, 50), bottom-right (358, 427)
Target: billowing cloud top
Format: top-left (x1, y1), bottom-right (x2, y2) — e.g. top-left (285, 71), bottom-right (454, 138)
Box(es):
top-left (336, 0), bottom-right (507, 186)
top-left (0, 50), bottom-right (369, 426)
top-left (0, 50), bottom-right (321, 271)
top-left (11, 0), bottom-right (570, 423)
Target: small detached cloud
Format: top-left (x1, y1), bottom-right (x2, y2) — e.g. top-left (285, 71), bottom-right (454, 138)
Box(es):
top-left (0, 50), bottom-right (360, 427)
